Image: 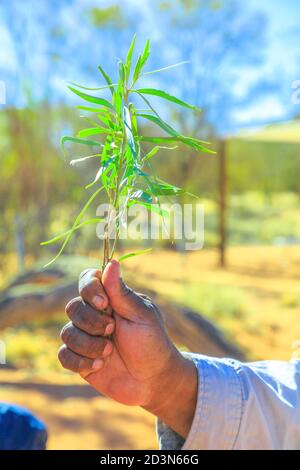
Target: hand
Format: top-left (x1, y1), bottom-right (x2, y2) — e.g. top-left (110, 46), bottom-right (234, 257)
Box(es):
top-left (58, 260), bottom-right (197, 438)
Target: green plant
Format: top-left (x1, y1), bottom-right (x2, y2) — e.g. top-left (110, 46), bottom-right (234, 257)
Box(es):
top-left (42, 36), bottom-right (214, 270)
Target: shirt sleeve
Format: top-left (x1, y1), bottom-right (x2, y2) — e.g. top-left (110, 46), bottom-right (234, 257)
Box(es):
top-left (157, 353), bottom-right (300, 450)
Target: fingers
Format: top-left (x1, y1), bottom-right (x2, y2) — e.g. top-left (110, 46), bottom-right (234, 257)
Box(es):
top-left (58, 345), bottom-right (104, 378)
top-left (102, 260), bottom-right (155, 321)
top-left (78, 268), bottom-right (109, 310)
top-left (66, 297), bottom-right (115, 336)
top-left (60, 322), bottom-right (113, 359)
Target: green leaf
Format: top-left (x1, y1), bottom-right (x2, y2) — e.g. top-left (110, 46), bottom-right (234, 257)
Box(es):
top-left (43, 186), bottom-right (104, 267)
top-left (148, 180), bottom-right (183, 196)
top-left (78, 127), bottom-right (110, 138)
top-left (140, 136), bottom-right (215, 154)
top-left (143, 145), bottom-right (178, 161)
top-left (69, 81), bottom-right (117, 91)
top-left (61, 136), bottom-right (103, 148)
top-left (128, 199), bottom-right (169, 218)
top-left (118, 248), bottom-right (152, 262)
top-left (113, 80), bottom-right (123, 118)
top-left (141, 39), bottom-right (150, 65)
top-left (118, 60), bottom-right (126, 84)
top-left (98, 65), bottom-right (115, 95)
top-left (41, 218), bottom-right (104, 246)
top-left (70, 154), bottom-right (100, 166)
top-left (134, 88), bottom-right (198, 111)
top-left (142, 60), bottom-right (189, 76)
top-left (125, 34), bottom-right (136, 80)
top-left (130, 189), bottom-right (152, 203)
top-left (132, 38), bottom-right (150, 84)
top-left (137, 113), bottom-right (180, 138)
top-left (76, 106), bottom-right (104, 113)
top-left (124, 105), bottom-right (137, 160)
top-left (68, 86), bottom-right (115, 110)
top-left (85, 154), bottom-right (117, 189)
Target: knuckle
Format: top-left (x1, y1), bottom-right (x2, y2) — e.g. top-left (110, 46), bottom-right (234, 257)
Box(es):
top-left (60, 323), bottom-right (72, 343)
top-left (65, 297), bottom-right (81, 318)
top-left (79, 268), bottom-right (96, 280)
top-left (78, 357), bottom-right (90, 371)
top-left (79, 278), bottom-right (99, 298)
top-left (58, 345), bottom-right (68, 367)
top-left (85, 337), bottom-right (100, 356)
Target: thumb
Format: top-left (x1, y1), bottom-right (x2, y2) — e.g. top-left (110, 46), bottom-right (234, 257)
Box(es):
top-left (102, 259), bottom-right (145, 320)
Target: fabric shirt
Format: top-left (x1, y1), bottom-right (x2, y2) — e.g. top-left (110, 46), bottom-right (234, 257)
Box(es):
top-left (157, 353), bottom-right (300, 450)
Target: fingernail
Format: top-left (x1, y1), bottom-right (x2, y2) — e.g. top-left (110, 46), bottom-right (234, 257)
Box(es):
top-left (105, 323), bottom-right (114, 336)
top-left (92, 295), bottom-right (104, 309)
top-left (103, 343), bottom-right (112, 357)
top-left (92, 358), bottom-right (104, 371)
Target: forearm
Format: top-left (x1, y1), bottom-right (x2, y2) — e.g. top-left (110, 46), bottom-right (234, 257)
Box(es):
top-left (143, 351), bottom-right (198, 439)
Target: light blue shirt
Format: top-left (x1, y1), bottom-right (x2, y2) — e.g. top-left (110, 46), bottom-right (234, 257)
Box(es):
top-left (157, 354), bottom-right (300, 450)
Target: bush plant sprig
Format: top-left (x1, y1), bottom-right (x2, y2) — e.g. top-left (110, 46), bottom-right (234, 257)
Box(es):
top-left (42, 36), bottom-right (214, 270)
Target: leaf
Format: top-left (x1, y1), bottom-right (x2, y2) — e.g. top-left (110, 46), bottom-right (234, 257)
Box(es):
top-left (140, 136), bottom-right (215, 154)
top-left (85, 154), bottom-right (117, 189)
top-left (134, 88), bottom-right (198, 111)
top-left (69, 81), bottom-right (117, 91)
top-left (98, 65), bottom-right (115, 95)
top-left (76, 106), bottom-right (104, 113)
top-left (128, 199), bottom-right (169, 218)
top-left (148, 180), bottom-right (183, 196)
top-left (142, 60), bottom-right (189, 76)
top-left (141, 39), bottom-right (150, 66)
top-left (118, 60), bottom-right (126, 84)
top-left (41, 218), bottom-right (104, 245)
top-left (124, 105), bottom-right (137, 160)
top-left (70, 154), bottom-right (100, 166)
top-left (143, 145), bottom-right (178, 161)
top-left (113, 80), bottom-right (123, 117)
top-left (78, 127), bottom-right (110, 138)
top-left (61, 136), bottom-right (103, 148)
top-left (68, 86), bottom-right (115, 110)
top-left (118, 248), bottom-right (152, 262)
top-left (125, 34), bottom-right (136, 80)
top-left (137, 113), bottom-right (180, 138)
top-left (132, 38), bottom-right (150, 84)
top-left (43, 186), bottom-right (104, 267)
top-left (130, 190), bottom-right (152, 203)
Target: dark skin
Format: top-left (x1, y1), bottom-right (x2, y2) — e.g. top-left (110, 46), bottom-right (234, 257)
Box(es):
top-left (59, 260), bottom-right (198, 438)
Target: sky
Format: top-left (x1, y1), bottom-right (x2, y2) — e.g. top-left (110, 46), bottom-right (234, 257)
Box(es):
top-left (228, 0), bottom-right (300, 125)
top-left (0, 0), bottom-right (299, 130)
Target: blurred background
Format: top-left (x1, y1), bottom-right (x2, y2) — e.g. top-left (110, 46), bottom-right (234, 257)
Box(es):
top-left (0, 0), bottom-right (300, 450)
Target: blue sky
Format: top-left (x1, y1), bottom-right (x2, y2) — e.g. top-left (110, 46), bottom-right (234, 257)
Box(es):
top-left (0, 0), bottom-right (299, 129)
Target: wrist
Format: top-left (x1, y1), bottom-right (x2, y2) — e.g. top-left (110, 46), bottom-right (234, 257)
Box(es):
top-left (143, 349), bottom-right (198, 439)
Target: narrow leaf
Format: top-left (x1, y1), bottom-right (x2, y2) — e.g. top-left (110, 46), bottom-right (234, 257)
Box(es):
top-left (69, 81), bottom-right (117, 91)
top-left (125, 34), bottom-right (136, 80)
top-left (43, 186), bottom-right (104, 267)
top-left (41, 218), bottom-right (104, 245)
top-left (118, 248), bottom-right (152, 262)
top-left (137, 113), bottom-right (179, 138)
top-left (68, 86), bottom-right (115, 110)
top-left (134, 88), bottom-right (199, 111)
top-left (78, 127), bottom-right (110, 138)
top-left (140, 136), bottom-right (215, 154)
top-left (143, 145), bottom-right (178, 161)
top-left (124, 105), bottom-right (137, 160)
top-left (98, 65), bottom-right (115, 95)
top-left (70, 154), bottom-right (100, 166)
top-left (142, 60), bottom-right (189, 76)
top-left (61, 136), bottom-right (103, 148)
